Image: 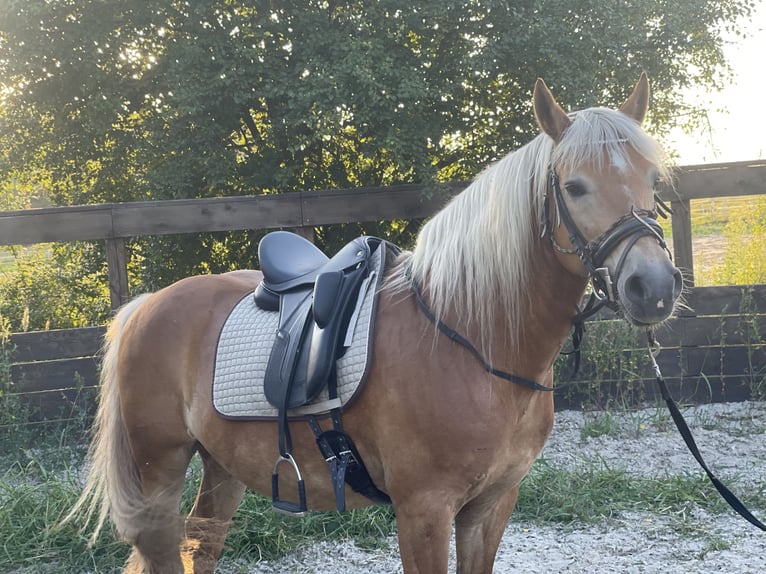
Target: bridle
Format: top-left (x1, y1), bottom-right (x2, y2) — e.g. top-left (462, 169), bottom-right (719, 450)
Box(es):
top-left (542, 168), bottom-right (672, 320)
top-left (542, 165), bottom-right (766, 530)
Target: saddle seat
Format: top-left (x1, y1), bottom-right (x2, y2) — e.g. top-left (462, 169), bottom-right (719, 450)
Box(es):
top-left (257, 231), bottom-right (372, 298)
top-left (258, 231), bottom-right (330, 289)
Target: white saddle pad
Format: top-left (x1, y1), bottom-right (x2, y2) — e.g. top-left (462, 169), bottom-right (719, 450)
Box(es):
top-left (212, 246), bottom-right (383, 420)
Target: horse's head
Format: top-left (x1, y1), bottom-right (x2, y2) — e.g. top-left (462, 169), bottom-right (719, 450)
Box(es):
top-left (533, 74), bottom-right (683, 326)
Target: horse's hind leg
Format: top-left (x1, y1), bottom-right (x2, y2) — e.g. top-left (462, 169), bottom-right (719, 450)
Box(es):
top-left (182, 446), bottom-right (246, 574)
top-left (123, 444), bottom-right (197, 574)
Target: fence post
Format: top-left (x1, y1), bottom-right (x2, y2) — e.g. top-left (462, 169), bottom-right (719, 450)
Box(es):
top-left (670, 199), bottom-right (694, 286)
top-left (291, 226), bottom-right (315, 243)
top-left (105, 237), bottom-right (129, 311)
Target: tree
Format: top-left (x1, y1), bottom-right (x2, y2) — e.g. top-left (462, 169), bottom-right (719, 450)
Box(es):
top-left (0, 0), bottom-right (756, 326)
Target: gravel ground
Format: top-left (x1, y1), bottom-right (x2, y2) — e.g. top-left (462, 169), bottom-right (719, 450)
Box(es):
top-left (220, 401), bottom-right (766, 573)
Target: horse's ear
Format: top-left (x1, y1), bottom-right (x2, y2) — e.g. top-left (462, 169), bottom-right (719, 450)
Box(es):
top-left (619, 73), bottom-right (650, 124)
top-left (533, 78), bottom-right (572, 143)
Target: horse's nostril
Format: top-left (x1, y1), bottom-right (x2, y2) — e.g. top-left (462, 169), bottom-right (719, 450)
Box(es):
top-left (626, 274), bottom-right (646, 303)
top-left (672, 268), bottom-right (683, 299)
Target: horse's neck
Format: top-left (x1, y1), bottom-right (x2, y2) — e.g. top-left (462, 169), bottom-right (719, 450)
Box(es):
top-left (480, 238), bottom-right (587, 383)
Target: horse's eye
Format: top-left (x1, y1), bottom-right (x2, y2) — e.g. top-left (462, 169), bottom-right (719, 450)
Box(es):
top-left (565, 182), bottom-right (588, 198)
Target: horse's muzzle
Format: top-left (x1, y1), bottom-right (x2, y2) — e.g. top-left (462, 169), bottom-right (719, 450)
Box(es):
top-left (618, 258), bottom-right (683, 325)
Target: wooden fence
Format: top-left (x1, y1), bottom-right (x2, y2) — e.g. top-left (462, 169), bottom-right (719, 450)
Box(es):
top-left (1, 160), bottom-right (765, 418)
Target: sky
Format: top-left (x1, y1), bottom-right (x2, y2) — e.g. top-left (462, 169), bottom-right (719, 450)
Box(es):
top-left (669, 4), bottom-right (765, 165)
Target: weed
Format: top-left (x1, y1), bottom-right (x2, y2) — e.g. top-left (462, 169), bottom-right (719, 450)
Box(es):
top-left (580, 411), bottom-right (621, 440)
top-left (555, 319), bottom-right (649, 409)
top-left (697, 535), bottom-right (732, 559)
top-left (737, 287), bottom-right (766, 400)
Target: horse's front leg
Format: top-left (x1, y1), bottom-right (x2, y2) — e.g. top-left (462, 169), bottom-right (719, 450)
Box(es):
top-left (393, 493), bottom-right (455, 573)
top-left (454, 486), bottom-right (519, 574)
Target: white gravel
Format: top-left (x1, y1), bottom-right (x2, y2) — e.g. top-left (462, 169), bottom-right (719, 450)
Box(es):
top-left (221, 401), bottom-right (766, 573)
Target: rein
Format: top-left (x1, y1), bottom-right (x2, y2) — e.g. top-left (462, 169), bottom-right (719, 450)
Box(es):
top-left (409, 278), bottom-right (554, 392)
top-left (646, 332), bottom-right (766, 531)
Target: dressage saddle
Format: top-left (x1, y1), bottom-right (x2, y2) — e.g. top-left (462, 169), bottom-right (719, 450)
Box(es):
top-left (254, 231), bottom-right (391, 516)
top-left (255, 231), bottom-right (380, 410)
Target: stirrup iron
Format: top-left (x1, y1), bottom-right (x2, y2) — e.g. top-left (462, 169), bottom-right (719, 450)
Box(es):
top-left (271, 453), bottom-right (308, 517)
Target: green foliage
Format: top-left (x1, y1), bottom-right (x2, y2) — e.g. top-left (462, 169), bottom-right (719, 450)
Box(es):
top-left (516, 458), bottom-right (736, 524)
top-left (0, 453), bottom-right (130, 573)
top-left (0, 243), bottom-right (110, 331)
top-left (555, 318), bottom-right (650, 409)
top-left (0, 0), bottom-right (757, 295)
top-left (0, 446), bottom-right (395, 573)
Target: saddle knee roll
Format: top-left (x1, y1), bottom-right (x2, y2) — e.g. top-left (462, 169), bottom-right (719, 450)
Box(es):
top-left (312, 271), bottom-right (344, 328)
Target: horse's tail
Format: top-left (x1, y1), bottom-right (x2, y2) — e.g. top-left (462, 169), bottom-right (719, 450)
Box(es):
top-left (61, 293), bottom-right (153, 545)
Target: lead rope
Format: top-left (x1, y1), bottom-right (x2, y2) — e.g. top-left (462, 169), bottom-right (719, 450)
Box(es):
top-left (646, 330), bottom-right (766, 531)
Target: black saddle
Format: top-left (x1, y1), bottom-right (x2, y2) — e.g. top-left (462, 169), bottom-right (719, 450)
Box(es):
top-left (255, 231), bottom-right (380, 410)
top-left (254, 231), bottom-right (392, 516)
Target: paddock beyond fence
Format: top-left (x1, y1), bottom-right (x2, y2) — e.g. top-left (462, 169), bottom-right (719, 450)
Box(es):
top-left (1, 159), bottom-right (764, 420)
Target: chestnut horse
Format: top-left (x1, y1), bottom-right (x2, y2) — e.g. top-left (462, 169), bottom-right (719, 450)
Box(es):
top-left (66, 76), bottom-right (682, 573)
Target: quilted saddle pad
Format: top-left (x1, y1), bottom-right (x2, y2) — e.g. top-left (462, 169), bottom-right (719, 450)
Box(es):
top-left (212, 245), bottom-right (384, 420)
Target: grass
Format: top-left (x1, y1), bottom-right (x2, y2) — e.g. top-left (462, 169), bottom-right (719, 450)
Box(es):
top-left (515, 458), bottom-right (747, 524)
top-left (1, 430), bottom-right (764, 573)
top-left (690, 195), bottom-right (766, 285)
top-left (0, 440), bottom-right (398, 573)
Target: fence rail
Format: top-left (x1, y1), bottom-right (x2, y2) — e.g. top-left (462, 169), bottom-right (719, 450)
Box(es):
top-left (1, 159), bottom-right (765, 417)
top-left (5, 284), bottom-right (765, 417)
top-left (0, 160), bottom-right (764, 308)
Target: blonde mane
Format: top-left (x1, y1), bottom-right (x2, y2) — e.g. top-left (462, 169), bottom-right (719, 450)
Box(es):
top-left (387, 106), bottom-right (668, 353)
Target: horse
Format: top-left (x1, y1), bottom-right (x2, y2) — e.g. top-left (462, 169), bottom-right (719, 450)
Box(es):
top-left (65, 75), bottom-right (682, 573)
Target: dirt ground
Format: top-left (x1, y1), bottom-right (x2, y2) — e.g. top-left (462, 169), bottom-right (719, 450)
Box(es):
top-left (220, 401), bottom-right (766, 573)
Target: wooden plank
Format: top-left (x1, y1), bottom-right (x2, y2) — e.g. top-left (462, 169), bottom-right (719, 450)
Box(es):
top-left (555, 374), bottom-right (758, 410)
top-left (573, 344), bottom-right (765, 384)
top-left (11, 357), bottom-right (100, 392)
top-left (0, 204), bottom-right (113, 245)
top-left (672, 161), bottom-right (766, 201)
top-left (300, 183), bottom-right (464, 226)
top-left (9, 385), bottom-right (98, 420)
top-left (9, 327), bottom-right (105, 362)
top-left (676, 315), bottom-right (766, 348)
top-left (580, 285), bottom-right (766, 321)
top-left (682, 345), bottom-right (765, 379)
top-left (680, 284), bottom-right (766, 317)
top-left (0, 161), bottom-right (761, 245)
top-left (111, 194), bottom-right (303, 237)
